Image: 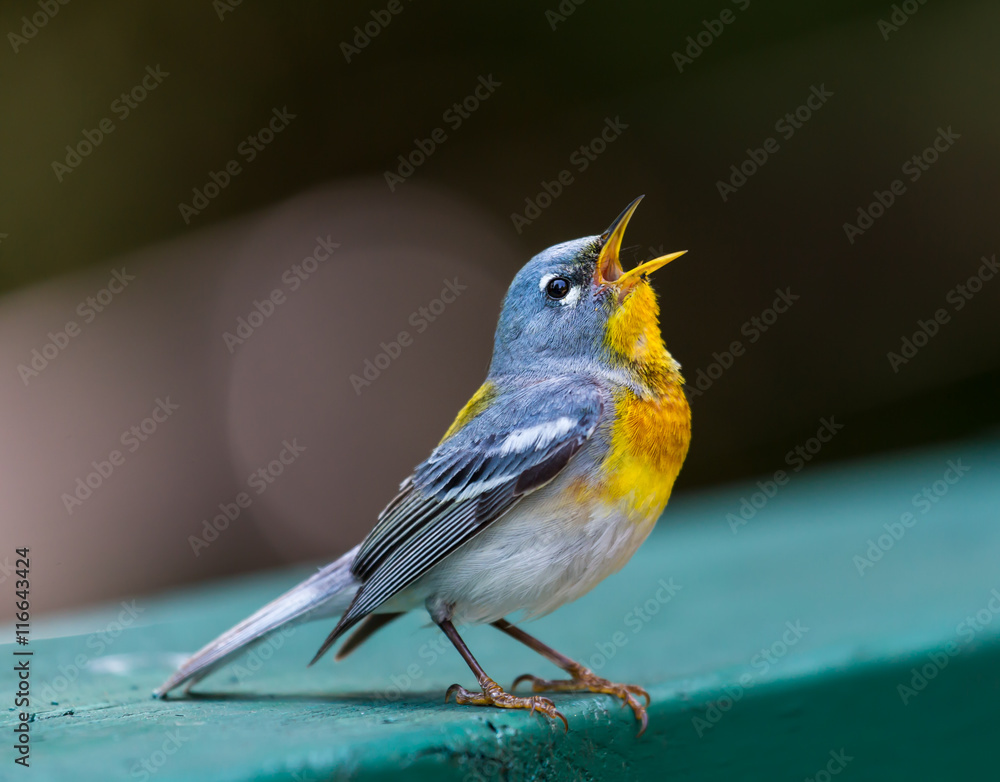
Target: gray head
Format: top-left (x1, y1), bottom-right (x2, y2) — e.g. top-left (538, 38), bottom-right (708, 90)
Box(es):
top-left (488, 197), bottom-right (686, 379)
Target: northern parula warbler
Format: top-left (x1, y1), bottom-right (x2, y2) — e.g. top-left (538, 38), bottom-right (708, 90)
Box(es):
top-left (156, 196), bottom-right (691, 734)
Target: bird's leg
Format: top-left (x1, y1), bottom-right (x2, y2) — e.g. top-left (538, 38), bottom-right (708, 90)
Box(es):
top-left (492, 618), bottom-right (650, 735)
top-left (436, 618), bottom-right (568, 730)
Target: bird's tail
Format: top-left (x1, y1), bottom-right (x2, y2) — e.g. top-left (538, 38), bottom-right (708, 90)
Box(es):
top-left (153, 544), bottom-right (361, 698)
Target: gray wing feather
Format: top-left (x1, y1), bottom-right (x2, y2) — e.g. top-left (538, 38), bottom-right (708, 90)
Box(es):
top-left (313, 377), bottom-right (604, 658)
top-left (155, 544), bottom-right (361, 696)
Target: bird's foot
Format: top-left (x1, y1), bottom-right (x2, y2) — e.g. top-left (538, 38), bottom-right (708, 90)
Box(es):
top-left (513, 665), bottom-right (650, 735)
top-left (446, 676), bottom-right (568, 731)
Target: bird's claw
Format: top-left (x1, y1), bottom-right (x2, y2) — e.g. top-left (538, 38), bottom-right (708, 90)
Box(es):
top-left (512, 668), bottom-right (650, 736)
top-left (445, 677), bottom-right (568, 731)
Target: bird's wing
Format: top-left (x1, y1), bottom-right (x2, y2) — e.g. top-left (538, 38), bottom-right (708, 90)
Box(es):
top-left (311, 376), bottom-right (604, 662)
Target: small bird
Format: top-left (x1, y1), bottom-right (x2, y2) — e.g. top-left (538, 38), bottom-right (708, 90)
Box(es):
top-left (155, 196), bottom-right (691, 734)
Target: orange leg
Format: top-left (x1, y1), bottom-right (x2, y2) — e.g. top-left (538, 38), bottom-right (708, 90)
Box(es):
top-left (437, 618), bottom-right (568, 730)
top-left (492, 618), bottom-right (650, 736)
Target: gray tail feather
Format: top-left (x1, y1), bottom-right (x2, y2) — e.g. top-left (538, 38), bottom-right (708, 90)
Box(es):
top-left (153, 544), bottom-right (361, 698)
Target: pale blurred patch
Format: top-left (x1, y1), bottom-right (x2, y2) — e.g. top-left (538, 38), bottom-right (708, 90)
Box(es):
top-left (0, 181), bottom-right (513, 613)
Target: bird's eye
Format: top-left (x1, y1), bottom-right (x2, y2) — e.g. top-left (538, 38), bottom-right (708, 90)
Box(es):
top-left (545, 277), bottom-right (571, 300)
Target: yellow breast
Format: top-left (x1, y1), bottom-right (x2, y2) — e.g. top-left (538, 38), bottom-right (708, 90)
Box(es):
top-left (600, 384), bottom-right (691, 519)
top-left (591, 280), bottom-right (692, 519)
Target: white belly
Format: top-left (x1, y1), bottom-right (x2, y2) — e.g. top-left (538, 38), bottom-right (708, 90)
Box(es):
top-left (394, 466), bottom-right (660, 627)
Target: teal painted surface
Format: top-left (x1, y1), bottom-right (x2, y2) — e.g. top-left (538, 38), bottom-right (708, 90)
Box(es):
top-left (3, 436), bottom-right (1000, 780)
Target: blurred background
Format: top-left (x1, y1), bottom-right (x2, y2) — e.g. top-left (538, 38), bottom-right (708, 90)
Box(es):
top-left (1, 0), bottom-right (997, 614)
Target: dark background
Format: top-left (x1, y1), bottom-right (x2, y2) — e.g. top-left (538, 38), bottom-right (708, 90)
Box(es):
top-left (2, 0), bottom-right (997, 613)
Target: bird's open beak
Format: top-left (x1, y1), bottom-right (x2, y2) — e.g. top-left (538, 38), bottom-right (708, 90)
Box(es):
top-left (595, 195), bottom-right (686, 295)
